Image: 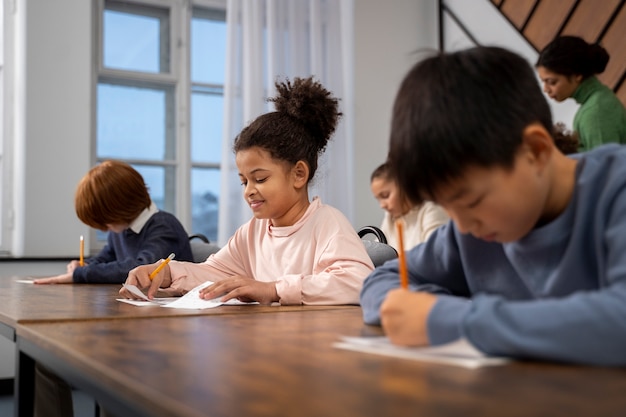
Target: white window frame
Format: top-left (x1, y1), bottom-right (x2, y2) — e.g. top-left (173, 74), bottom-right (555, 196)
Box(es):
top-left (93, 0), bottom-right (226, 248)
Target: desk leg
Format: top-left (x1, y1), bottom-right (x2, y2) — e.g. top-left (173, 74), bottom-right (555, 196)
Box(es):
top-left (14, 348), bottom-right (34, 417)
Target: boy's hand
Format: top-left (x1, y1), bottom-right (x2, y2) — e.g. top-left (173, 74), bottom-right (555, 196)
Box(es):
top-left (380, 290), bottom-right (437, 346)
top-left (33, 273), bottom-right (73, 285)
top-left (66, 260), bottom-right (82, 274)
top-left (120, 263), bottom-right (173, 299)
top-left (199, 276), bottom-right (278, 305)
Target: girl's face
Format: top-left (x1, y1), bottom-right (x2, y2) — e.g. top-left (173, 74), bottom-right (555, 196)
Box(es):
top-left (370, 177), bottom-right (409, 220)
top-left (536, 66), bottom-right (582, 102)
top-left (236, 147), bottom-right (309, 227)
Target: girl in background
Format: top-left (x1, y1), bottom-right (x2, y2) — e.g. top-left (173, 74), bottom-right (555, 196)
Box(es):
top-left (536, 35), bottom-right (626, 150)
top-left (370, 161), bottom-right (448, 252)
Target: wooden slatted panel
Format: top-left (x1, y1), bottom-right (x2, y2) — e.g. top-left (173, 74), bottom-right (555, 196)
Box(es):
top-left (523, 0), bottom-right (577, 50)
top-left (597, 5), bottom-right (626, 91)
top-left (500, 0), bottom-right (536, 29)
top-left (561, 0), bottom-right (621, 42)
top-left (616, 83), bottom-right (626, 108)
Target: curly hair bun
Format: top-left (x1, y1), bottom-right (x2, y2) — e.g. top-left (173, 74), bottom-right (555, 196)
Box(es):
top-left (270, 77), bottom-right (341, 152)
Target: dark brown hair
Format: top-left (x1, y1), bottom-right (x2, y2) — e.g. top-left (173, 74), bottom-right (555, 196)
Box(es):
top-left (536, 36), bottom-right (609, 79)
top-left (75, 160), bottom-right (151, 231)
top-left (233, 77), bottom-right (341, 181)
top-left (553, 122), bottom-right (580, 155)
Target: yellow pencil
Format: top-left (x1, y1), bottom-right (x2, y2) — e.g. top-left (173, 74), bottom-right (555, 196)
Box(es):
top-left (79, 235), bottom-right (85, 267)
top-left (149, 253), bottom-right (175, 280)
top-left (395, 220), bottom-right (409, 289)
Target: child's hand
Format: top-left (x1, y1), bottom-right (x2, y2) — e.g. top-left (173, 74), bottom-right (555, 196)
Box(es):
top-left (66, 260), bottom-right (82, 274)
top-left (199, 276), bottom-right (278, 305)
top-left (120, 263), bottom-right (172, 299)
top-left (33, 273), bottom-right (73, 285)
top-left (379, 290), bottom-right (437, 346)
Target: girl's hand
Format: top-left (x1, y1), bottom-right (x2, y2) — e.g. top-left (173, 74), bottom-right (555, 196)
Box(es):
top-left (379, 290), bottom-right (437, 346)
top-left (33, 273), bottom-right (73, 285)
top-left (120, 263), bottom-right (173, 300)
top-left (199, 276), bottom-right (279, 305)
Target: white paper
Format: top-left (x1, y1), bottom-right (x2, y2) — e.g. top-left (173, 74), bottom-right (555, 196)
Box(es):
top-left (334, 336), bottom-right (510, 369)
top-left (15, 279), bottom-right (35, 284)
top-left (118, 281), bottom-right (255, 309)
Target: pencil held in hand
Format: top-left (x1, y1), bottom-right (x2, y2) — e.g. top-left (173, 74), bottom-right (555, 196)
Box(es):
top-left (395, 220), bottom-right (409, 289)
top-left (79, 235), bottom-right (85, 267)
top-left (149, 253), bottom-right (176, 280)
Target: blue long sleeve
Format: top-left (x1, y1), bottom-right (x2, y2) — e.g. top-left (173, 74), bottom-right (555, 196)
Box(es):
top-left (361, 144), bottom-right (626, 366)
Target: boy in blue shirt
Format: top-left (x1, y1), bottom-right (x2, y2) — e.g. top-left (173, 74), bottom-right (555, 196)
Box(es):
top-left (360, 46), bottom-right (626, 366)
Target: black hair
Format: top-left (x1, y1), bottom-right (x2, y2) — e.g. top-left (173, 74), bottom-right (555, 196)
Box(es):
top-left (389, 46), bottom-right (553, 203)
top-left (233, 77), bottom-right (341, 181)
top-left (536, 36), bottom-right (609, 79)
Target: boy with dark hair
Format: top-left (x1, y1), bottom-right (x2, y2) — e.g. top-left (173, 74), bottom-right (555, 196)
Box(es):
top-left (360, 46), bottom-right (626, 366)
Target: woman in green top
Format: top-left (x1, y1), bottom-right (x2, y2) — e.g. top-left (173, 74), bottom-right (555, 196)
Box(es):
top-left (536, 36), bottom-right (626, 151)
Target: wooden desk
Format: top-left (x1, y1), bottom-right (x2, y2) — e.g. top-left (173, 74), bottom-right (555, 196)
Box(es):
top-left (0, 277), bottom-right (350, 337)
top-left (0, 276), bottom-right (353, 417)
top-left (16, 309), bottom-right (626, 417)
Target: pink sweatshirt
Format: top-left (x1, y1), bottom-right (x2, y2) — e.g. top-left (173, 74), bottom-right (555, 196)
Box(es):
top-left (168, 198), bottom-right (374, 305)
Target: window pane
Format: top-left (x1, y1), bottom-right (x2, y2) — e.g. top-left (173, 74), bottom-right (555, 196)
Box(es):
top-left (103, 5), bottom-right (169, 73)
top-left (191, 10), bottom-right (226, 84)
top-left (191, 168), bottom-right (220, 242)
top-left (191, 92), bottom-right (223, 164)
top-left (97, 83), bottom-right (173, 161)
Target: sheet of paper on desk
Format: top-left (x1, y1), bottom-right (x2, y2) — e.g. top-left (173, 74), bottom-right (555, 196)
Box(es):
top-left (334, 336), bottom-right (510, 369)
top-left (117, 281), bottom-right (254, 309)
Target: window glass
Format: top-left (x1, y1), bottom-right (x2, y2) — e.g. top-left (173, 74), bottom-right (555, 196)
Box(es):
top-left (191, 92), bottom-right (223, 164)
top-left (96, 83), bottom-right (171, 161)
top-left (191, 168), bottom-right (221, 242)
top-left (103, 5), bottom-right (169, 73)
top-left (191, 9), bottom-right (226, 85)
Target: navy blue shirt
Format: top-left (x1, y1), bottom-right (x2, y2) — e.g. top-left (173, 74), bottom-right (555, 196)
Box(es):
top-left (72, 211), bottom-right (192, 284)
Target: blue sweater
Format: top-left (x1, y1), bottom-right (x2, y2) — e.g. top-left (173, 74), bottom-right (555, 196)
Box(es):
top-left (72, 211), bottom-right (193, 284)
top-left (361, 144), bottom-right (626, 366)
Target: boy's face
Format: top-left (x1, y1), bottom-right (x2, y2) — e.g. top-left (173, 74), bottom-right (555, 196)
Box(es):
top-left (432, 151), bottom-right (549, 243)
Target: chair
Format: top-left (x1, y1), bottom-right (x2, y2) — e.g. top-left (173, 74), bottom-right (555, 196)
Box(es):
top-left (357, 226), bottom-right (398, 267)
top-left (188, 234), bottom-right (221, 263)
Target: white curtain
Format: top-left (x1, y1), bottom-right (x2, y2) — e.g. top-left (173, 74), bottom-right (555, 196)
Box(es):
top-left (218, 0), bottom-right (355, 246)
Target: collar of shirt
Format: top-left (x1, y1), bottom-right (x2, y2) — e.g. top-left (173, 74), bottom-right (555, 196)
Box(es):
top-left (128, 202), bottom-right (159, 234)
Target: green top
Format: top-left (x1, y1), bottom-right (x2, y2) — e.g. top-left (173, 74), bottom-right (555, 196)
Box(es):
top-left (572, 76), bottom-right (626, 151)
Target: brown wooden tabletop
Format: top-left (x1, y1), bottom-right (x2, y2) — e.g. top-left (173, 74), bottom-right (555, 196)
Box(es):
top-left (0, 276), bottom-right (354, 338)
top-left (16, 308), bottom-right (626, 417)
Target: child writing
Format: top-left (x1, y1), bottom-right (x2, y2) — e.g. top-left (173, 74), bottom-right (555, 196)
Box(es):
top-left (536, 35), bottom-right (626, 150)
top-left (370, 161), bottom-right (448, 251)
top-left (360, 46), bottom-right (626, 366)
top-left (33, 160), bottom-right (193, 417)
top-left (121, 77), bottom-right (374, 305)
top-left (34, 160), bottom-right (193, 284)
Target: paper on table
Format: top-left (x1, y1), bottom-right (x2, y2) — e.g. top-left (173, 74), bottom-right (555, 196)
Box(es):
top-left (117, 281), bottom-right (255, 309)
top-left (334, 336), bottom-right (510, 369)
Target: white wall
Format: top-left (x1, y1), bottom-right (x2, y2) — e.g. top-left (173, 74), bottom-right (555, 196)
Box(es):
top-left (11, 0), bottom-right (91, 257)
top-left (353, 0), bottom-right (438, 229)
top-left (443, 0), bottom-right (579, 129)
top-left (6, 0), bottom-right (573, 256)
